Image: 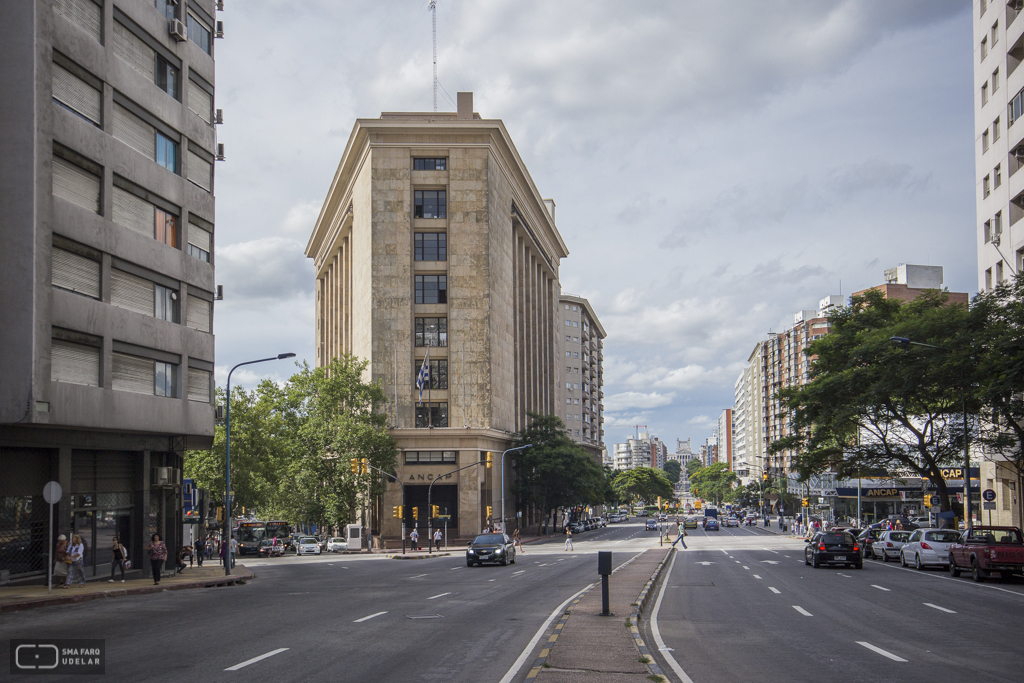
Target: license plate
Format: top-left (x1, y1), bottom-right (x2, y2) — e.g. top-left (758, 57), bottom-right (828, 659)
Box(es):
top-left (834, 555), bottom-right (846, 561)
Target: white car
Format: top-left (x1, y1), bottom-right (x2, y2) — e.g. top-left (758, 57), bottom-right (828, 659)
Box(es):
top-left (872, 530), bottom-right (912, 562)
top-left (296, 537), bottom-right (322, 556)
top-left (326, 537), bottom-right (348, 553)
top-left (900, 528), bottom-right (961, 569)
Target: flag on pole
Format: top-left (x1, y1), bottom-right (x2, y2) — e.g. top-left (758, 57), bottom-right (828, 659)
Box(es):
top-left (417, 347), bottom-right (431, 405)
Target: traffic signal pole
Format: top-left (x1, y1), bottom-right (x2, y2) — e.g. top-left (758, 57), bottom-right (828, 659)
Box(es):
top-left (365, 462), bottom-right (406, 554)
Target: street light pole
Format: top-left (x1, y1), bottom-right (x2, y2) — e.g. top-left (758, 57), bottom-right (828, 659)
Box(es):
top-left (890, 337), bottom-right (973, 531)
top-left (501, 445), bottom-right (532, 534)
top-left (224, 352), bottom-right (295, 576)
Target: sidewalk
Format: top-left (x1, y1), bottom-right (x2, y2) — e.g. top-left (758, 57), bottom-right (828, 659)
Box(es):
top-left (533, 547), bottom-right (672, 682)
top-left (0, 563), bottom-right (254, 613)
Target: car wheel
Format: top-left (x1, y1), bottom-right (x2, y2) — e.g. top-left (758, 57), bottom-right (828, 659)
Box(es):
top-left (880, 551), bottom-right (888, 563)
top-left (915, 554), bottom-right (923, 571)
top-left (948, 557), bottom-right (960, 577)
top-left (804, 554), bottom-right (810, 566)
top-left (854, 562), bottom-right (863, 570)
top-left (900, 552), bottom-right (907, 568)
top-left (812, 555), bottom-right (820, 569)
top-left (972, 559), bottom-right (985, 583)
top-left (467, 560), bottom-right (474, 567)
top-left (1001, 571), bottom-right (1013, 582)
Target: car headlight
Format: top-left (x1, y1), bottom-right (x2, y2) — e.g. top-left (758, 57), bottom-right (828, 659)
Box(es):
top-left (495, 547), bottom-right (503, 553)
top-left (467, 549), bottom-right (475, 554)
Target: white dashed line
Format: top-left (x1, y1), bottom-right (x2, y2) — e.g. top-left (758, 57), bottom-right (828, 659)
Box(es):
top-left (427, 592), bottom-right (451, 600)
top-left (923, 603), bottom-right (956, 614)
top-left (743, 566), bottom-right (749, 570)
top-left (769, 587), bottom-right (781, 594)
top-left (353, 611), bottom-right (387, 623)
top-left (752, 575), bottom-right (762, 579)
top-left (225, 648), bottom-right (289, 671)
top-left (872, 585), bottom-right (890, 591)
top-left (857, 642), bottom-right (907, 662)
top-left (409, 574), bottom-right (428, 579)
top-left (792, 606), bottom-right (813, 616)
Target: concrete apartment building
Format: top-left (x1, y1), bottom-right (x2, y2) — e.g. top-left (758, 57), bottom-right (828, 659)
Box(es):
top-left (559, 293), bottom-right (606, 461)
top-left (974, 0), bottom-right (1024, 292)
top-left (716, 408), bottom-right (733, 472)
top-left (0, 0), bottom-right (219, 584)
top-left (732, 349), bottom-right (764, 486)
top-left (612, 431), bottom-right (662, 471)
top-left (306, 93), bottom-right (569, 539)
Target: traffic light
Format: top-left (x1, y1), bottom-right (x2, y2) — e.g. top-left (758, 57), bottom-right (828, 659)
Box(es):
top-left (393, 505), bottom-right (403, 519)
top-left (486, 505), bottom-right (492, 520)
top-left (485, 452), bottom-right (493, 468)
top-left (431, 505), bottom-right (440, 519)
top-left (763, 473), bottom-right (768, 481)
top-left (802, 498), bottom-right (809, 507)
top-left (412, 507), bottom-right (419, 521)
top-left (360, 457), bottom-right (368, 474)
top-left (350, 458), bottom-right (359, 474)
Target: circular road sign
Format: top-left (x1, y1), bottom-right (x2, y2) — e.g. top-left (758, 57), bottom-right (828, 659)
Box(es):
top-left (983, 488), bottom-right (997, 502)
top-left (929, 495), bottom-right (941, 507)
top-left (43, 480), bottom-right (63, 504)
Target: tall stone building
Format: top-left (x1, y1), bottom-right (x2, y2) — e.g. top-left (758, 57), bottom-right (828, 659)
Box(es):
top-left (1, 0), bottom-right (219, 583)
top-left (558, 293), bottom-right (606, 460)
top-left (306, 93), bottom-right (568, 539)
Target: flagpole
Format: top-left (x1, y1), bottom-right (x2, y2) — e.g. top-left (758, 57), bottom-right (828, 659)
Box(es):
top-left (428, 341), bottom-right (432, 427)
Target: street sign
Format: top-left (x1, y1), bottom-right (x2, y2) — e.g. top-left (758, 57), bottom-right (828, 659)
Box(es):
top-left (43, 481), bottom-right (62, 504)
top-left (929, 495), bottom-right (941, 507)
top-left (983, 489), bottom-right (996, 502)
top-left (983, 502), bottom-right (996, 510)
top-left (437, 515), bottom-right (451, 520)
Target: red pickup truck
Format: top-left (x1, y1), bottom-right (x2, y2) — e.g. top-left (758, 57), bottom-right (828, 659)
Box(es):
top-left (948, 526), bottom-right (1024, 582)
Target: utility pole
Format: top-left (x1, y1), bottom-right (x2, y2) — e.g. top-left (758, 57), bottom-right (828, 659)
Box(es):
top-left (429, 0), bottom-right (437, 112)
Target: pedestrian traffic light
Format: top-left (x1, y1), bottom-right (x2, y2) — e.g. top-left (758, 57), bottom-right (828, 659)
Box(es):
top-left (431, 505), bottom-right (440, 519)
top-left (486, 505), bottom-right (492, 520)
top-left (360, 457), bottom-right (369, 474)
top-left (350, 458), bottom-right (359, 474)
top-left (393, 505), bottom-right (403, 519)
top-left (485, 452), bottom-right (493, 468)
top-left (412, 507), bottom-right (419, 520)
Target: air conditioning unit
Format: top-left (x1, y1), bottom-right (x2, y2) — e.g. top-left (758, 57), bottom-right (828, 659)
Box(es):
top-left (216, 1), bottom-right (225, 11)
top-left (169, 19), bottom-right (187, 42)
top-left (215, 284), bottom-right (224, 300)
top-left (214, 108), bottom-right (223, 124)
top-left (216, 143), bottom-right (225, 161)
top-left (152, 467), bottom-right (181, 488)
top-left (216, 20), bottom-right (224, 38)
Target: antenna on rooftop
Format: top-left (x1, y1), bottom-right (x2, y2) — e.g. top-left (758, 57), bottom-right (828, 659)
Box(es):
top-left (429, 0), bottom-right (437, 112)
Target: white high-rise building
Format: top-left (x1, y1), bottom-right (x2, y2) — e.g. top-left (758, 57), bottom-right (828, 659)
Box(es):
top-left (975, 1), bottom-right (1022, 289)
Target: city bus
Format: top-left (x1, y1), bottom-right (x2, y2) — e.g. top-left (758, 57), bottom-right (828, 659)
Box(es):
top-left (266, 520), bottom-right (293, 551)
top-left (236, 521), bottom-right (266, 555)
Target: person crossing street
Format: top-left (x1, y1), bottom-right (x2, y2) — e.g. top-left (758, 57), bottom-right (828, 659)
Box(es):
top-left (671, 520), bottom-right (687, 549)
top-left (564, 525), bottom-right (573, 551)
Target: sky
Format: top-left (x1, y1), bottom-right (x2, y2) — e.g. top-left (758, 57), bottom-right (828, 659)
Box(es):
top-left (212, 0), bottom-right (976, 453)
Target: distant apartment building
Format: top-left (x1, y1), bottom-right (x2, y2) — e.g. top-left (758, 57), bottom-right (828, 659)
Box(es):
top-left (699, 439), bottom-right (718, 468)
top-left (732, 348), bottom-right (764, 486)
top-left (612, 431), bottom-right (662, 471)
top-left (717, 409), bottom-right (733, 472)
top-left (974, 0), bottom-right (1022, 291)
top-left (650, 437), bottom-right (668, 469)
top-left (851, 264), bottom-right (969, 305)
top-left (1, 0), bottom-right (220, 584)
top-left (559, 294), bottom-right (606, 461)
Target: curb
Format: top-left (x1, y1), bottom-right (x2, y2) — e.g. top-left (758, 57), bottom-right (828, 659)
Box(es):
top-left (389, 552), bottom-right (451, 560)
top-left (0, 571), bottom-right (253, 613)
top-left (627, 549), bottom-right (674, 683)
top-left (523, 589), bottom-right (589, 679)
top-left (630, 548), bottom-right (673, 621)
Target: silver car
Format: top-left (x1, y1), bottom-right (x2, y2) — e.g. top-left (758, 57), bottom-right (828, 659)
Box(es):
top-left (872, 530), bottom-right (912, 562)
top-left (900, 528), bottom-right (961, 569)
top-left (296, 537), bottom-right (321, 556)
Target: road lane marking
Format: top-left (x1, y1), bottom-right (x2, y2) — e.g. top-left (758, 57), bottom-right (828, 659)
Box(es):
top-left (874, 561), bottom-right (1024, 598)
top-left (872, 585), bottom-right (890, 591)
top-left (499, 582), bottom-right (594, 683)
top-left (769, 587), bottom-right (781, 594)
top-left (857, 642), bottom-right (907, 662)
top-left (761, 560), bottom-right (779, 564)
top-left (427, 592), bottom-right (451, 600)
top-left (513, 570), bottom-right (526, 575)
top-left (753, 575), bottom-right (762, 579)
top-left (837, 573), bottom-right (851, 578)
top-left (743, 566), bottom-right (749, 570)
top-left (450, 567), bottom-right (461, 571)
top-left (409, 574), bottom-right (428, 579)
top-left (539, 563), bottom-right (549, 566)
top-left (735, 561), bottom-right (741, 564)
top-left (650, 550), bottom-right (696, 683)
top-left (354, 611), bottom-right (387, 623)
top-left (225, 648), bottom-right (289, 671)
top-left (924, 603), bottom-right (956, 613)
top-left (792, 606), bottom-right (813, 616)
top-left (695, 562), bottom-right (715, 566)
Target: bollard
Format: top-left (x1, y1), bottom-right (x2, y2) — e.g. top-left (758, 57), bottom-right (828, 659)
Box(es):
top-left (598, 551), bottom-right (612, 616)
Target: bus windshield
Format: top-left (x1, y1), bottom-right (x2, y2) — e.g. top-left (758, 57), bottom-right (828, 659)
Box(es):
top-left (266, 521), bottom-right (291, 542)
top-left (237, 522), bottom-right (266, 544)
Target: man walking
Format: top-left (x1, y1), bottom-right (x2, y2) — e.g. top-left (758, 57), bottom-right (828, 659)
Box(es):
top-left (671, 520), bottom-right (687, 549)
top-left (433, 528), bottom-right (443, 551)
top-left (410, 528), bottom-right (419, 550)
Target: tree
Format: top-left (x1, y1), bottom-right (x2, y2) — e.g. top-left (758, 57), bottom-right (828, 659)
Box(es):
top-left (685, 458), bottom-right (704, 479)
top-left (611, 467), bottom-right (673, 506)
top-left (772, 289), bottom-right (975, 513)
top-left (687, 462), bottom-right (737, 504)
top-left (513, 413), bottom-right (606, 530)
top-left (663, 460), bottom-right (682, 485)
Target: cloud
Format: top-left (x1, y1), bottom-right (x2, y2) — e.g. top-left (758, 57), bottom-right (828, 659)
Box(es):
top-left (604, 391), bottom-right (676, 411)
top-left (216, 237), bottom-right (313, 301)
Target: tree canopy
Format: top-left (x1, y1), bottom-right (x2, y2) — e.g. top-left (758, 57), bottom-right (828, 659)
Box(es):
top-left (663, 460), bottom-right (682, 485)
top-left (685, 458), bottom-right (704, 478)
top-left (611, 467), bottom-right (673, 505)
top-left (687, 462), bottom-right (737, 504)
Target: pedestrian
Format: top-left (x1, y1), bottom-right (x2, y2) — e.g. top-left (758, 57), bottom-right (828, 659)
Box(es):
top-left (219, 538), bottom-right (227, 566)
top-left (175, 547), bottom-right (188, 574)
top-left (433, 528), bottom-right (442, 550)
top-left (410, 528), bottom-right (419, 550)
top-left (894, 519), bottom-right (903, 531)
top-left (513, 528), bottom-right (524, 554)
top-left (147, 533), bottom-right (167, 585)
top-left (53, 534), bottom-right (69, 585)
top-left (206, 535), bottom-right (214, 560)
top-left (108, 536), bottom-right (127, 583)
top-left (194, 536), bottom-right (204, 567)
top-left (64, 534), bottom-right (86, 588)
top-left (230, 536), bottom-right (238, 568)
top-left (671, 521), bottom-right (687, 549)
top-left (564, 526), bottom-right (573, 551)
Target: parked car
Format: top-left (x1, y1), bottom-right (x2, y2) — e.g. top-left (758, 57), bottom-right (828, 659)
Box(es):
top-left (326, 537), bottom-right (348, 553)
top-left (857, 528), bottom-right (885, 559)
top-left (466, 533), bottom-right (515, 566)
top-left (296, 537), bottom-right (321, 556)
top-left (805, 531), bottom-right (862, 569)
top-left (871, 530), bottom-right (912, 562)
top-left (949, 526), bottom-right (1024, 582)
top-left (900, 528), bottom-right (960, 570)
top-left (704, 519), bottom-right (720, 531)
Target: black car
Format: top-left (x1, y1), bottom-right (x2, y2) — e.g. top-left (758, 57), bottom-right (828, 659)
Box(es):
top-left (805, 531), bottom-right (863, 569)
top-left (466, 533), bottom-right (516, 567)
top-left (857, 528), bottom-right (884, 559)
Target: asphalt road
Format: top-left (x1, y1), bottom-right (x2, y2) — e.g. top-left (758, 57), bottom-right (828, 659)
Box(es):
top-left (645, 523), bottom-right (1024, 683)
top-left (1, 520), bottom-right (660, 682)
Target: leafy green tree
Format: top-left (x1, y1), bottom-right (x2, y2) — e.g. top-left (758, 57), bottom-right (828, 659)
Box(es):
top-left (685, 458), bottom-right (704, 478)
top-left (688, 462), bottom-right (737, 504)
top-left (663, 460), bottom-right (682, 485)
top-left (772, 289), bottom-right (974, 513)
top-left (611, 467), bottom-right (673, 506)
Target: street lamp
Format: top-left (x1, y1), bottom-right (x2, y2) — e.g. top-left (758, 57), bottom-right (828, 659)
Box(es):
top-left (500, 445), bottom-right (532, 533)
top-left (224, 353), bottom-right (295, 575)
top-left (890, 336), bottom-right (972, 531)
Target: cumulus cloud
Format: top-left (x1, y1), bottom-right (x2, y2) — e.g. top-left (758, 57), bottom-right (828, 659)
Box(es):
top-left (604, 391), bottom-right (676, 411)
top-left (216, 237), bottom-right (313, 301)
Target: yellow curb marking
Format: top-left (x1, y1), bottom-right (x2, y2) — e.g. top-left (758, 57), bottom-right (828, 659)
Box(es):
top-left (548, 634), bottom-right (558, 643)
top-left (526, 666), bottom-right (542, 679)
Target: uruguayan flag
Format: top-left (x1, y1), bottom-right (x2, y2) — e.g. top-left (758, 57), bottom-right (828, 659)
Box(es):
top-left (417, 348), bottom-right (431, 405)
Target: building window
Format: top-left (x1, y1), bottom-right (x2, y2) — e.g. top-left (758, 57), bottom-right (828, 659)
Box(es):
top-left (995, 163), bottom-right (1002, 188)
top-left (113, 22), bottom-right (180, 100)
top-left (187, 11), bottom-right (212, 54)
top-left (566, 382), bottom-right (571, 389)
top-left (52, 246), bottom-right (101, 299)
top-left (995, 210), bottom-right (1003, 237)
top-left (156, 132), bottom-right (178, 172)
top-left (994, 117), bottom-right (1001, 141)
top-left (415, 317), bottom-right (447, 347)
top-left (155, 361), bottom-right (177, 397)
top-left (51, 336), bottom-right (101, 387)
top-left (113, 351), bottom-right (178, 397)
top-left (415, 233), bottom-right (447, 261)
top-left (573, 352), bottom-right (579, 358)
top-left (573, 337), bottom-right (578, 342)
top-left (405, 451), bottom-right (457, 463)
top-left (982, 36), bottom-right (988, 60)
top-left (1011, 88), bottom-right (1024, 126)
top-left (415, 402), bottom-right (448, 427)
top-left (573, 321), bottom-right (578, 327)
top-left (985, 220), bottom-right (992, 243)
top-left (155, 0), bottom-right (177, 20)
top-left (154, 284), bottom-right (179, 323)
top-left (52, 154), bottom-right (101, 214)
top-left (983, 129), bottom-right (990, 152)
top-left (188, 223), bottom-right (212, 262)
top-left (997, 260), bottom-right (1005, 283)
top-left (157, 56), bottom-right (178, 99)
top-left (155, 208), bottom-right (177, 247)
top-left (993, 20), bottom-right (999, 46)
top-left (985, 268), bottom-right (993, 291)
top-left (414, 190), bottom-right (447, 219)
top-left (414, 359), bottom-right (448, 389)
top-left (415, 275), bottom-right (447, 304)
top-left (52, 59), bottom-right (101, 126)
top-left (984, 174), bottom-right (991, 197)
top-left (573, 306), bottom-right (578, 311)
top-left (566, 398), bottom-right (571, 404)
top-left (413, 158), bottom-right (446, 170)
top-left (993, 68), bottom-right (1000, 93)
top-left (565, 335), bottom-right (571, 342)
top-left (983, 83), bottom-right (989, 105)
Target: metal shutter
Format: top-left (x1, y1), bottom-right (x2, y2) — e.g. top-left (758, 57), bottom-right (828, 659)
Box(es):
top-left (187, 224), bottom-right (211, 252)
top-left (186, 150), bottom-right (212, 191)
top-left (113, 22), bottom-right (155, 80)
top-left (112, 103), bottom-right (156, 160)
top-left (112, 186), bottom-right (154, 236)
top-left (187, 367), bottom-right (211, 402)
top-left (52, 247), bottom-right (100, 299)
top-left (51, 339), bottom-right (100, 387)
top-left (51, 62), bottom-right (101, 124)
top-left (52, 157), bottom-right (100, 214)
top-left (188, 80), bottom-right (212, 123)
top-left (110, 268), bottom-right (154, 316)
top-left (186, 296), bottom-right (211, 333)
top-left (52, 0), bottom-right (101, 42)
top-left (112, 353), bottom-right (154, 395)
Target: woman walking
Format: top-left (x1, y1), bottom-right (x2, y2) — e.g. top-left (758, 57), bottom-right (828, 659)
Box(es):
top-left (513, 528), bottom-right (525, 554)
top-left (64, 534), bottom-right (86, 588)
top-left (53, 534), bottom-right (69, 586)
top-left (147, 533), bottom-right (167, 585)
top-left (108, 536), bottom-right (127, 583)
top-left (564, 525), bottom-right (573, 551)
